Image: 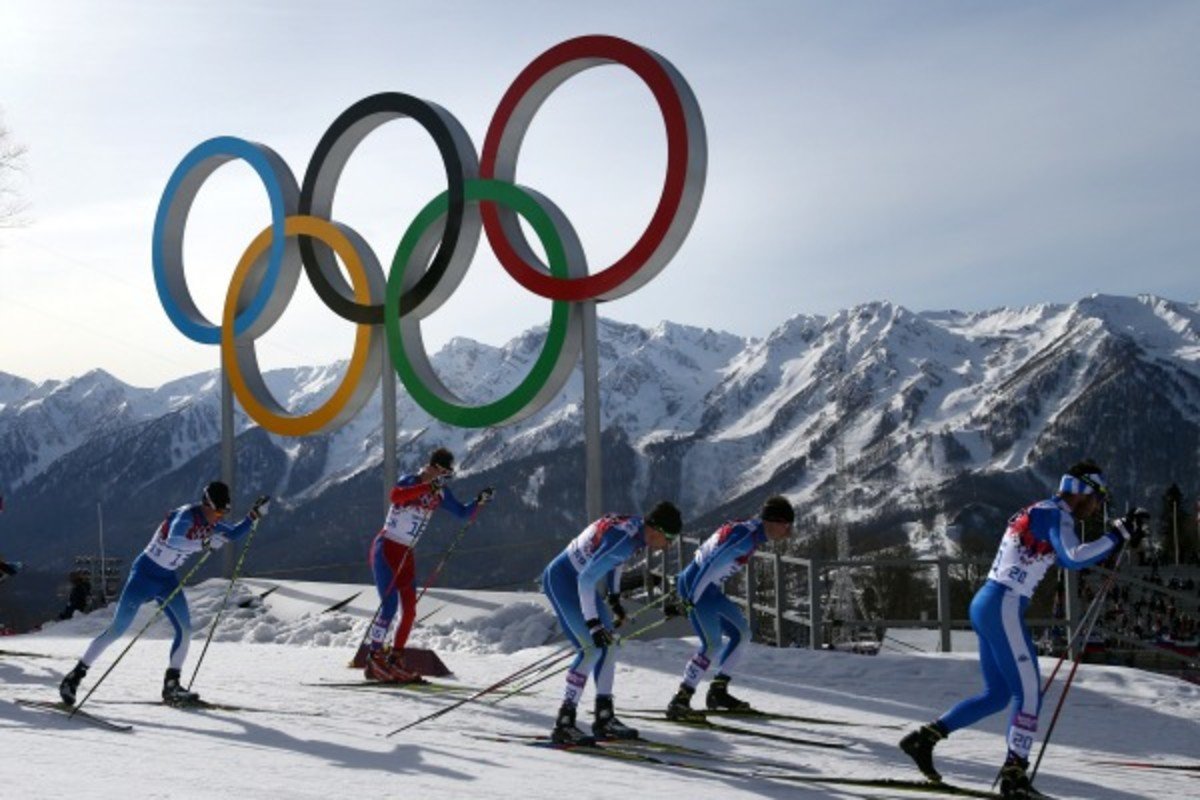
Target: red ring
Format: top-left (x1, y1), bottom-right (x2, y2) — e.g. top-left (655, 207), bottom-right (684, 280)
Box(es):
top-left (480, 35), bottom-right (691, 302)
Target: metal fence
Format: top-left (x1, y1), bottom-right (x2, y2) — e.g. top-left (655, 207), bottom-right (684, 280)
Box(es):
top-left (639, 536), bottom-right (1098, 654)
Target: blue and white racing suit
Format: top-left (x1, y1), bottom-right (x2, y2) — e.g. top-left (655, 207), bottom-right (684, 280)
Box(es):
top-left (81, 504), bottom-right (255, 670)
top-left (542, 515), bottom-right (647, 706)
top-left (676, 519), bottom-right (766, 689)
top-left (937, 497), bottom-right (1121, 760)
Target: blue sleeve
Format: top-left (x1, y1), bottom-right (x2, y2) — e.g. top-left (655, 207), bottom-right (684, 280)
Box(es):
top-left (686, 527), bottom-right (753, 601)
top-left (164, 511), bottom-right (194, 545)
top-left (1042, 509), bottom-right (1120, 569)
top-left (215, 515), bottom-right (255, 543)
top-left (438, 487), bottom-right (476, 520)
top-left (577, 534), bottom-right (635, 618)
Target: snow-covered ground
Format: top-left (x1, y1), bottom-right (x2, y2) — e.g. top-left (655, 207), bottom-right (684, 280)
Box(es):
top-left (1, 580), bottom-right (1195, 799)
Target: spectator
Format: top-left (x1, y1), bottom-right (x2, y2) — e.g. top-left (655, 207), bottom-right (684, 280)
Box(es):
top-left (58, 570), bottom-right (92, 620)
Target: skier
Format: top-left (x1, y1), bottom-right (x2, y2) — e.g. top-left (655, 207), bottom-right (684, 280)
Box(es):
top-left (663, 495), bottom-right (795, 721)
top-left (542, 501), bottom-right (683, 744)
top-left (363, 447), bottom-right (493, 683)
top-left (899, 461), bottom-right (1148, 799)
top-left (58, 481), bottom-right (268, 706)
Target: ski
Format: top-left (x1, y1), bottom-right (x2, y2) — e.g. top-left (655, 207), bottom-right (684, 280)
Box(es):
top-left (621, 711), bottom-right (852, 749)
top-left (14, 698), bottom-right (133, 732)
top-left (463, 732), bottom-right (755, 779)
top-left (771, 775), bottom-right (1005, 798)
top-left (97, 698), bottom-right (324, 717)
top-left (304, 679), bottom-right (479, 694)
top-left (621, 705), bottom-right (899, 728)
top-left (0, 648), bottom-right (56, 659)
top-left (470, 732), bottom-right (999, 796)
top-left (1089, 760), bottom-right (1200, 772)
top-left (492, 730), bottom-right (799, 771)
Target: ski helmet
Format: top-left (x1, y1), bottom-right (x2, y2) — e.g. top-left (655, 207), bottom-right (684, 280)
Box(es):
top-left (202, 481), bottom-right (232, 512)
top-left (760, 495), bottom-right (795, 524)
top-left (645, 501), bottom-right (683, 537)
top-left (429, 447), bottom-right (455, 472)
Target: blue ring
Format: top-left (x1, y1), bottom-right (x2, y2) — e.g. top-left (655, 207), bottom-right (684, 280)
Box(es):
top-left (152, 136), bottom-right (290, 344)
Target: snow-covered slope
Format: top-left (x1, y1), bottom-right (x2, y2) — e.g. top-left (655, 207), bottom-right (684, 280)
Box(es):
top-left (0, 582), bottom-right (1195, 799)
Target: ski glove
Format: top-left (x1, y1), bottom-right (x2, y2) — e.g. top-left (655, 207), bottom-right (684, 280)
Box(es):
top-left (0, 561), bottom-right (22, 576)
top-left (586, 617), bottom-right (614, 648)
top-left (249, 494), bottom-right (271, 521)
top-left (662, 590), bottom-right (692, 619)
top-left (475, 487), bottom-right (495, 506)
top-left (1109, 508), bottom-right (1150, 549)
top-left (606, 592), bottom-right (627, 628)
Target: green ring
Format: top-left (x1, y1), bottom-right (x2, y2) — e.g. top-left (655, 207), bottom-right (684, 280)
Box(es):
top-left (386, 179), bottom-right (573, 427)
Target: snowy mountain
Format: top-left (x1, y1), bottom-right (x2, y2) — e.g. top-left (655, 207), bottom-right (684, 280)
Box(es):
top-left (2, 294), bottom-right (1199, 620)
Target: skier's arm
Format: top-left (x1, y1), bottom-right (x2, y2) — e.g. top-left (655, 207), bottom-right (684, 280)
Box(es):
top-left (391, 482), bottom-right (432, 506)
top-left (685, 529), bottom-right (751, 601)
top-left (1041, 507), bottom-right (1120, 569)
top-left (577, 535), bottom-right (634, 620)
top-left (213, 514), bottom-right (256, 543)
top-left (437, 487), bottom-right (476, 520)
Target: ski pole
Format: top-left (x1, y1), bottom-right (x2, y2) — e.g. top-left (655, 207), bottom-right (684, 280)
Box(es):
top-left (386, 645), bottom-right (577, 737)
top-left (1040, 565), bottom-right (1119, 695)
top-left (414, 511), bottom-right (482, 606)
top-left (492, 590), bottom-right (672, 698)
top-left (73, 548), bottom-right (214, 715)
top-left (186, 517), bottom-right (262, 691)
top-left (492, 614), bottom-right (672, 705)
top-left (1030, 553), bottom-right (1127, 782)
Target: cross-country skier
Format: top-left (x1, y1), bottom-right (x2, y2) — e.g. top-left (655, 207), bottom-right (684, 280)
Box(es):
top-left (663, 495), bottom-right (795, 721)
top-left (363, 447), bottom-right (493, 683)
top-left (899, 461), bottom-right (1148, 799)
top-left (58, 481), bottom-right (269, 706)
top-left (543, 501), bottom-right (683, 744)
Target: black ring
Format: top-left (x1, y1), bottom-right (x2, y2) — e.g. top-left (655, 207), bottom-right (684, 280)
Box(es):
top-left (299, 92), bottom-right (478, 324)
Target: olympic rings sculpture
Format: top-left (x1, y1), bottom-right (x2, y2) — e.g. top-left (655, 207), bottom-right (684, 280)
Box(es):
top-left (153, 35), bottom-right (706, 435)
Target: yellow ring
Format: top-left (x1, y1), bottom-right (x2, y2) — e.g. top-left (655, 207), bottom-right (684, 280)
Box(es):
top-left (222, 215), bottom-right (380, 436)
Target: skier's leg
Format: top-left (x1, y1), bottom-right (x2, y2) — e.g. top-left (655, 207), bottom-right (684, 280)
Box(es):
top-left (368, 537), bottom-right (399, 649)
top-left (938, 585), bottom-right (1012, 732)
top-left (712, 592), bottom-right (751, 676)
top-left (390, 552), bottom-right (418, 653)
top-left (996, 593), bottom-right (1040, 764)
top-left (80, 569), bottom-right (154, 666)
top-left (542, 558), bottom-right (600, 705)
top-left (161, 588), bottom-right (192, 671)
top-left (543, 558), bottom-right (599, 743)
top-left (680, 587), bottom-right (723, 690)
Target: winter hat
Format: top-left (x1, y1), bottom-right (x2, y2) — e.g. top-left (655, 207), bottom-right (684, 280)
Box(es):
top-left (645, 501), bottom-right (683, 537)
top-left (202, 481), bottom-right (232, 512)
top-left (429, 448), bottom-right (455, 472)
top-left (760, 495), bottom-right (795, 524)
top-left (1058, 460), bottom-right (1108, 498)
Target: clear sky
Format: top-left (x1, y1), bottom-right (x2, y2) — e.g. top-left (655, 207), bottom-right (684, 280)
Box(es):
top-left (1, 0), bottom-right (1197, 386)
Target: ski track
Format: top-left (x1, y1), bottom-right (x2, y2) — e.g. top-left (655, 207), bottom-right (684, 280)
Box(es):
top-left (0, 583), bottom-right (1195, 799)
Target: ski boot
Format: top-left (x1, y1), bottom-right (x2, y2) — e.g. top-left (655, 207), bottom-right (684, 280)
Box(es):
top-left (59, 661), bottom-right (88, 707)
top-left (999, 753), bottom-right (1045, 799)
top-left (592, 695), bottom-right (638, 740)
top-left (551, 702), bottom-right (595, 746)
top-left (705, 674), bottom-right (751, 711)
top-left (899, 721), bottom-right (948, 782)
top-left (666, 684), bottom-right (706, 722)
top-left (364, 649), bottom-right (424, 683)
top-left (162, 668), bottom-right (201, 706)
